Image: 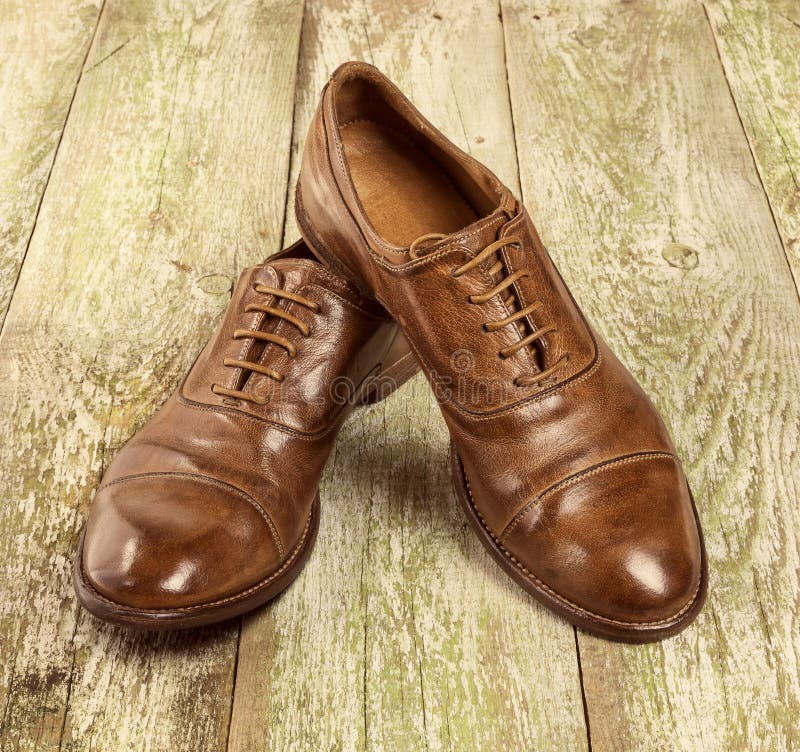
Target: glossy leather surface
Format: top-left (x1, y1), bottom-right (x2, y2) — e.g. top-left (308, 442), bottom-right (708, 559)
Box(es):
top-left (78, 241), bottom-right (402, 617)
top-left (296, 62), bottom-right (706, 638)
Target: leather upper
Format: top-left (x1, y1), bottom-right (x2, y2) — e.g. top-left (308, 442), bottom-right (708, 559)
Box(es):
top-left (81, 242), bottom-right (396, 610)
top-left (297, 62), bottom-right (705, 629)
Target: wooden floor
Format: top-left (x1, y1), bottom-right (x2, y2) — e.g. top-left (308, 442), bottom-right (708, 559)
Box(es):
top-left (1, 1), bottom-right (798, 749)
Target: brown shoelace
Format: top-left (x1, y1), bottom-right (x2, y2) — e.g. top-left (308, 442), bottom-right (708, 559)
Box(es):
top-left (411, 233), bottom-right (570, 387)
top-left (211, 283), bottom-right (320, 405)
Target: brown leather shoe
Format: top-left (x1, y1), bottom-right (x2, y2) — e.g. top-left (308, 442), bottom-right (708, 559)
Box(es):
top-left (296, 62), bottom-right (707, 642)
top-left (74, 240), bottom-right (417, 629)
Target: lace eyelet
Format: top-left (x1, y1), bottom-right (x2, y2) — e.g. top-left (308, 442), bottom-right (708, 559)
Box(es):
top-left (481, 323), bottom-right (489, 332)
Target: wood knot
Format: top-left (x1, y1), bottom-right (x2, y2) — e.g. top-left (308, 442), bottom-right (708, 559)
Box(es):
top-left (662, 243), bottom-right (699, 270)
top-left (198, 274), bottom-right (233, 294)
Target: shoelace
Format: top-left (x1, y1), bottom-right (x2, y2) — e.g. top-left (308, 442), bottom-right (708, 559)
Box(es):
top-left (411, 233), bottom-right (570, 388)
top-left (211, 283), bottom-right (320, 405)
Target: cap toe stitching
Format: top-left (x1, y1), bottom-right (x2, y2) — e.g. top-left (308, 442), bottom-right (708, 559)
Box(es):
top-left (96, 471), bottom-right (284, 559)
top-left (461, 458), bottom-right (702, 628)
top-left (79, 501), bottom-right (314, 613)
top-left (500, 451), bottom-right (678, 541)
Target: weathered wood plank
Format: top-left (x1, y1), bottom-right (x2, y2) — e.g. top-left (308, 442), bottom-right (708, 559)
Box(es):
top-left (503, 1), bottom-right (800, 750)
top-left (0, 1), bottom-right (303, 750)
top-left (704, 0), bottom-right (800, 285)
top-left (227, 2), bottom-right (588, 751)
top-left (0, 0), bottom-right (103, 326)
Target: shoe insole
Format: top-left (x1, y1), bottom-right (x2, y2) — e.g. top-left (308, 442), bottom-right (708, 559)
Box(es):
top-left (340, 120), bottom-right (478, 247)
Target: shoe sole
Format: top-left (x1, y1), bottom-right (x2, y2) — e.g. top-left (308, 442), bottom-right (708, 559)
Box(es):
top-left (450, 444), bottom-right (709, 643)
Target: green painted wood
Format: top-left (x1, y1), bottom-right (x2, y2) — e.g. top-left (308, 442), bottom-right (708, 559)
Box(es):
top-left (0, 1), bottom-right (303, 750)
top-left (705, 0), bottom-right (800, 285)
top-left (2, 0), bottom-right (798, 749)
top-left (503, 1), bottom-right (800, 749)
top-left (0, 0), bottom-right (103, 326)
top-left (227, 2), bottom-right (588, 751)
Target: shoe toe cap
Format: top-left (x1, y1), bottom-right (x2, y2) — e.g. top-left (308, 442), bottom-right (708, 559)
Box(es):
top-left (501, 453), bottom-right (704, 627)
top-left (80, 473), bottom-right (283, 610)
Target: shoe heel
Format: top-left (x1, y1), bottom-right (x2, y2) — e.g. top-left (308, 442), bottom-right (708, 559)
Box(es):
top-left (295, 182), bottom-right (420, 404)
top-left (357, 329), bottom-right (419, 405)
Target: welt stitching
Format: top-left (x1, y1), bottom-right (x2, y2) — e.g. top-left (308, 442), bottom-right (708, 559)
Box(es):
top-left (98, 471), bottom-right (285, 559)
top-left (458, 457), bottom-right (702, 628)
top-left (80, 502), bottom-right (314, 613)
top-left (500, 452), bottom-right (677, 541)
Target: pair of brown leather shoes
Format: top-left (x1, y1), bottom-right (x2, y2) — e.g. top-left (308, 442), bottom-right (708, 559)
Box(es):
top-left (75, 63), bottom-right (707, 642)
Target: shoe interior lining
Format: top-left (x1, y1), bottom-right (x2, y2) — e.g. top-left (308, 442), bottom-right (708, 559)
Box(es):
top-left (335, 76), bottom-right (498, 248)
top-left (341, 120), bottom-right (479, 247)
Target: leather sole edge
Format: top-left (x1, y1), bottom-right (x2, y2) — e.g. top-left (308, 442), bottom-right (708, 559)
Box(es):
top-left (450, 445), bottom-right (709, 643)
top-left (72, 494), bottom-right (321, 631)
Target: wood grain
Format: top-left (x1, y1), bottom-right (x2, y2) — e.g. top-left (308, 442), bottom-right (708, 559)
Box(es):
top-left (2, 0), bottom-right (799, 749)
top-left (704, 0), bottom-right (800, 284)
top-left (0, 1), bottom-right (303, 750)
top-left (0, 0), bottom-right (103, 325)
top-left (502, 0), bottom-right (800, 749)
top-left (227, 2), bottom-right (588, 751)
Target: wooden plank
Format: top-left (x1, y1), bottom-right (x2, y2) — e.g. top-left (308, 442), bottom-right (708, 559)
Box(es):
top-left (0, 1), bottom-right (303, 750)
top-left (0, 0), bottom-right (103, 326)
top-left (502, 0), bottom-right (800, 749)
top-left (705, 0), bottom-right (800, 286)
top-left (227, 2), bottom-right (588, 751)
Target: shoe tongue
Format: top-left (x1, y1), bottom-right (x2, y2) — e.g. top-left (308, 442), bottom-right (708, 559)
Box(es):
top-left (454, 190), bottom-right (517, 252)
top-left (265, 257), bottom-right (357, 300)
top-left (266, 257), bottom-right (324, 287)
top-left (451, 210), bottom-right (511, 255)
top-left (416, 203), bottom-right (541, 371)
top-left (409, 203), bottom-right (516, 259)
